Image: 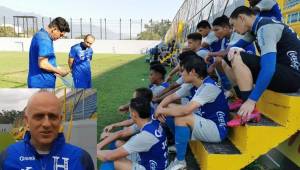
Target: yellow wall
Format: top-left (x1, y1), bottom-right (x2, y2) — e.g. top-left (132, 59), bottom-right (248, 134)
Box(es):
top-left (277, 0), bottom-right (300, 34)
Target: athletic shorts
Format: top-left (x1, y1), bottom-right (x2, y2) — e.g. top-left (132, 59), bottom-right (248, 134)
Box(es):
top-left (225, 52), bottom-right (300, 93)
top-left (191, 114), bottom-right (221, 142)
top-left (132, 162), bottom-right (146, 170)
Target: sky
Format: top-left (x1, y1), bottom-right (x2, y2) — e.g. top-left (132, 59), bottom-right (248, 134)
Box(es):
top-left (0, 0), bottom-right (184, 20)
top-left (0, 89), bottom-right (39, 111)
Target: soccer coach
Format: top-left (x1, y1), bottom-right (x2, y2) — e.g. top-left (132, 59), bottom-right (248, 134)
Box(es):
top-left (27, 17), bottom-right (70, 88)
top-left (0, 91), bottom-right (94, 170)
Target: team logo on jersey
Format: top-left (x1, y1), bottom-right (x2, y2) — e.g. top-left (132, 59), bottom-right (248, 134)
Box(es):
top-left (287, 51), bottom-right (300, 71)
top-left (79, 50), bottom-right (85, 60)
top-left (149, 160), bottom-right (158, 170)
top-left (53, 156), bottom-right (69, 170)
top-left (216, 111), bottom-right (226, 127)
top-left (155, 125), bottom-right (163, 138)
top-left (19, 156), bottom-right (35, 161)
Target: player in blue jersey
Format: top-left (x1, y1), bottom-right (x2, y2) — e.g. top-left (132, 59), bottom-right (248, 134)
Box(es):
top-left (98, 87), bottom-right (154, 150)
top-left (196, 20), bottom-right (222, 52)
top-left (155, 53), bottom-right (229, 169)
top-left (196, 20), bottom-right (233, 97)
top-left (0, 91), bottom-right (94, 170)
top-left (216, 6), bottom-right (300, 124)
top-left (68, 34), bottom-right (95, 88)
top-left (27, 17), bottom-right (70, 88)
top-left (98, 97), bottom-right (168, 170)
top-left (249, 0), bottom-right (282, 21)
top-left (204, 15), bottom-right (256, 100)
top-left (165, 33), bottom-right (206, 83)
top-left (212, 15), bottom-right (256, 55)
top-left (149, 64), bottom-right (169, 97)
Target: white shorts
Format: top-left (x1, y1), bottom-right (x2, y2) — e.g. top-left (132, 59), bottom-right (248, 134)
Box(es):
top-left (191, 114), bottom-right (221, 142)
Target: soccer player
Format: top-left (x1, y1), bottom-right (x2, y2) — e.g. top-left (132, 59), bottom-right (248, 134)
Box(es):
top-left (149, 64), bottom-right (169, 97)
top-left (27, 17), bottom-right (70, 88)
top-left (0, 91), bottom-right (94, 169)
top-left (98, 97), bottom-right (168, 170)
top-left (68, 34), bottom-right (95, 88)
top-left (155, 53), bottom-right (229, 169)
top-left (196, 20), bottom-right (222, 52)
top-left (220, 6), bottom-right (300, 124)
top-left (248, 0), bottom-right (282, 21)
top-left (212, 15), bottom-right (256, 55)
top-left (98, 87), bottom-right (154, 147)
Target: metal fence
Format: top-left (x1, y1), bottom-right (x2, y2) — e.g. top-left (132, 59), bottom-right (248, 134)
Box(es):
top-left (165, 0), bottom-right (245, 42)
top-left (0, 16), bottom-right (166, 40)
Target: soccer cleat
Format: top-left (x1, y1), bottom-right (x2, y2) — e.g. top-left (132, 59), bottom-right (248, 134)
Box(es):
top-left (167, 159), bottom-right (187, 170)
top-left (227, 110), bottom-right (261, 127)
top-left (229, 99), bottom-right (243, 111)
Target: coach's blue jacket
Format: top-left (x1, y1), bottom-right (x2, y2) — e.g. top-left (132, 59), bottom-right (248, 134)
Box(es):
top-left (0, 131), bottom-right (94, 170)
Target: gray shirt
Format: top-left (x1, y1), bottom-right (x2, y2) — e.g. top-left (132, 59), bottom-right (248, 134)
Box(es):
top-left (123, 130), bottom-right (159, 154)
top-left (202, 31), bottom-right (218, 46)
top-left (176, 83), bottom-right (221, 106)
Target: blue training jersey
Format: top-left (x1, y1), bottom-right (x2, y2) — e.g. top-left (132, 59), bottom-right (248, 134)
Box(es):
top-left (27, 28), bottom-right (57, 88)
top-left (69, 42), bottom-right (93, 88)
top-left (222, 35), bottom-right (256, 54)
top-left (191, 76), bottom-right (229, 140)
top-left (256, 0), bottom-right (282, 22)
top-left (139, 120), bottom-right (168, 170)
top-left (0, 132), bottom-right (94, 170)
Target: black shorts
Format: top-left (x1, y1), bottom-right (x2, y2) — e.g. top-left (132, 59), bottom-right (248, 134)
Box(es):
top-left (225, 52), bottom-right (300, 93)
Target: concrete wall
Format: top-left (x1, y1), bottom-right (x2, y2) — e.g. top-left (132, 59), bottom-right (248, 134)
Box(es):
top-left (0, 37), bottom-right (161, 54)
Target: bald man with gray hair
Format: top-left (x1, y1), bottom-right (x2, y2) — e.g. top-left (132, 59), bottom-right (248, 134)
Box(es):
top-left (0, 91), bottom-right (94, 170)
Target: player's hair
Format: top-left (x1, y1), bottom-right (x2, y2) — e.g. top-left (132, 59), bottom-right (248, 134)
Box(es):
top-left (129, 97), bottom-right (151, 119)
top-left (187, 32), bottom-right (202, 41)
top-left (150, 64), bottom-right (167, 79)
top-left (212, 15), bottom-right (230, 27)
top-left (135, 87), bottom-right (153, 102)
top-left (48, 17), bottom-right (70, 32)
top-left (182, 54), bottom-right (208, 79)
top-left (197, 20), bottom-right (211, 29)
top-left (84, 34), bottom-right (95, 40)
top-left (248, 0), bottom-right (261, 7)
top-left (230, 6), bottom-right (256, 19)
top-left (178, 50), bottom-right (197, 66)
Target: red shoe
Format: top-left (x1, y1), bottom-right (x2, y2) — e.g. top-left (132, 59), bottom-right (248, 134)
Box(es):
top-left (227, 110), bottom-right (262, 127)
top-left (229, 99), bottom-right (243, 111)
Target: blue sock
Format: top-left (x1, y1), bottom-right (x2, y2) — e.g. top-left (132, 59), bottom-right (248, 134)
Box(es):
top-left (165, 116), bottom-right (175, 134)
top-left (108, 141), bottom-right (116, 150)
top-left (175, 126), bottom-right (190, 161)
top-left (100, 161), bottom-right (115, 170)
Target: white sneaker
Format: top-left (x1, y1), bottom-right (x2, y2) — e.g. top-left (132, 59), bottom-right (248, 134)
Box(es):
top-left (168, 145), bottom-right (176, 153)
top-left (167, 158), bottom-right (187, 170)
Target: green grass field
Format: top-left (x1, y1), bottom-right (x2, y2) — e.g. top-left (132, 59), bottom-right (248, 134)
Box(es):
top-left (0, 52), bottom-right (144, 88)
top-left (0, 133), bottom-right (15, 152)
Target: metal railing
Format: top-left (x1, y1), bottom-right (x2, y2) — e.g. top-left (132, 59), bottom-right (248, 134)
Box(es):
top-left (0, 16), bottom-right (166, 40)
